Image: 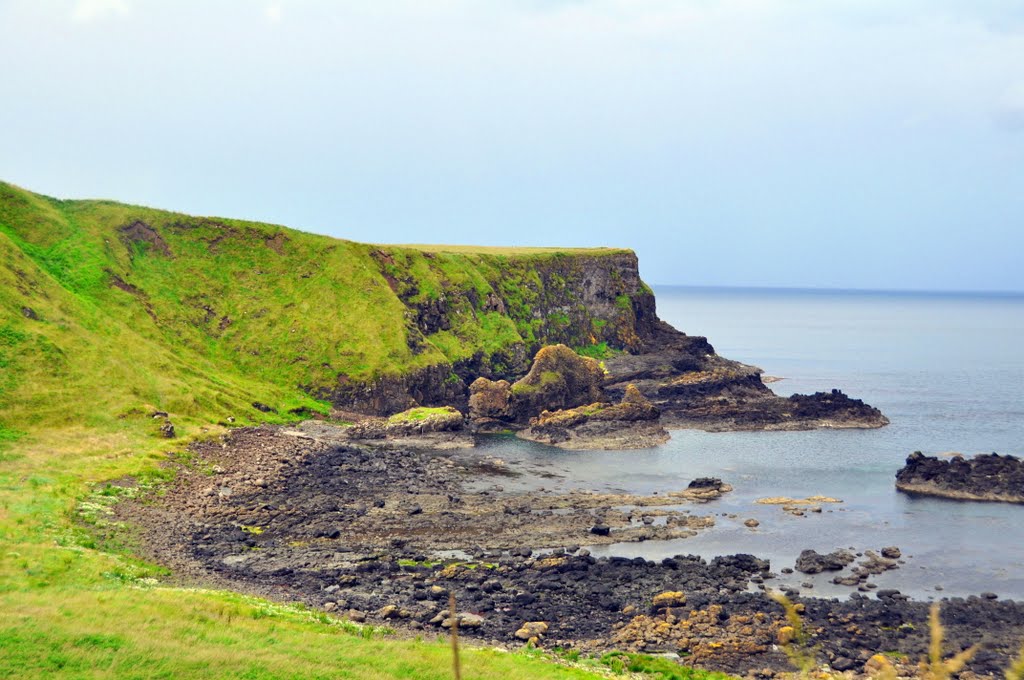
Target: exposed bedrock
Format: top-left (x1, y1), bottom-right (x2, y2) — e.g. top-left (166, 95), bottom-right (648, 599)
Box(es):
top-left (517, 384), bottom-right (669, 450)
top-left (896, 451), bottom-right (1024, 503)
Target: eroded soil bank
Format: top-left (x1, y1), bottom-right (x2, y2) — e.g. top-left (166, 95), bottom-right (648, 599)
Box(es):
top-left (121, 427), bottom-right (1024, 677)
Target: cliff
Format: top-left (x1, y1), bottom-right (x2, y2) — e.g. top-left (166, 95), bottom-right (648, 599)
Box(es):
top-left (0, 180), bottom-right (885, 443)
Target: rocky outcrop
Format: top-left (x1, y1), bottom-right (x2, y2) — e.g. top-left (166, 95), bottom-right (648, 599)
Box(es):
top-left (895, 451), bottom-right (1024, 503)
top-left (342, 406), bottom-right (472, 449)
top-left (794, 549), bottom-right (855, 574)
top-left (517, 384), bottom-right (669, 450)
top-left (507, 344), bottom-right (606, 419)
top-left (602, 323), bottom-right (888, 431)
top-left (468, 344), bottom-right (605, 425)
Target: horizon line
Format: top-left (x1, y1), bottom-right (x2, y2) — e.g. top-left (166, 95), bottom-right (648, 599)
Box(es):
top-left (649, 283), bottom-right (1024, 298)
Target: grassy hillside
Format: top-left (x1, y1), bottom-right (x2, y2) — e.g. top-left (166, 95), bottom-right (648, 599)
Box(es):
top-left (0, 181), bottom-right (665, 678)
top-left (0, 180), bottom-right (652, 436)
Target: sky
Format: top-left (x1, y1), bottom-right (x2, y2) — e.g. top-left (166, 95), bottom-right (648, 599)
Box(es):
top-left (1, 1), bottom-right (1022, 291)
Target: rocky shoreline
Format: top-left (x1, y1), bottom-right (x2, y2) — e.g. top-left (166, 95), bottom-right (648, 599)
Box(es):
top-left (896, 452), bottom-right (1024, 504)
top-left (116, 426), bottom-right (1024, 677)
top-left (337, 339), bottom-right (889, 453)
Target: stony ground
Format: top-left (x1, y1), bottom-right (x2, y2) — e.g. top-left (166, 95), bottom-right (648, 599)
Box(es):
top-left (120, 426), bottom-right (1024, 677)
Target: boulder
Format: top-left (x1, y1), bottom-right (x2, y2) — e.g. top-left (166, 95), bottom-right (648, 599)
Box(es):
top-left (514, 621), bottom-right (549, 641)
top-left (794, 549), bottom-right (855, 574)
top-left (347, 406), bottom-right (464, 439)
top-left (508, 344), bottom-right (605, 420)
top-left (652, 591), bottom-right (687, 609)
top-left (468, 378), bottom-right (513, 420)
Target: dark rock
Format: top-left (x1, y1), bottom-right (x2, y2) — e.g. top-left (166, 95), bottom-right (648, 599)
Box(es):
top-left (590, 524), bottom-right (611, 536)
top-left (159, 420), bottom-right (176, 438)
top-left (832, 657), bottom-right (858, 672)
top-left (795, 549), bottom-right (855, 574)
top-left (20, 306), bottom-right (38, 320)
top-left (252, 401), bottom-right (277, 413)
top-left (896, 451), bottom-right (1024, 504)
top-left (688, 477), bottom-right (724, 490)
top-left (517, 383), bottom-right (667, 450)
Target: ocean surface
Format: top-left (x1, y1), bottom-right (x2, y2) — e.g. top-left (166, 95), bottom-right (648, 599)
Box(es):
top-left (478, 286), bottom-right (1024, 601)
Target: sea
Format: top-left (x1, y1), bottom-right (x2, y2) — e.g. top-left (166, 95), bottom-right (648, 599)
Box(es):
top-left (477, 286), bottom-right (1024, 601)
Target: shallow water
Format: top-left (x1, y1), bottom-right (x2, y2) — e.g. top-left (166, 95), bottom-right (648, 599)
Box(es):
top-left (478, 287), bottom-right (1024, 600)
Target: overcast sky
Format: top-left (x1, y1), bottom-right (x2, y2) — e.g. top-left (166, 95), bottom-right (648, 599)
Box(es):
top-left (1, 1), bottom-right (1022, 291)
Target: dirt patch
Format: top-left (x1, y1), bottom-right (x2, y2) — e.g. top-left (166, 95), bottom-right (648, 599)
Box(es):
top-left (119, 220), bottom-right (172, 257)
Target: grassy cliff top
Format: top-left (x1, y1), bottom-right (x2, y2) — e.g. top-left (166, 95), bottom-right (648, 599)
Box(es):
top-left (381, 243), bottom-right (632, 256)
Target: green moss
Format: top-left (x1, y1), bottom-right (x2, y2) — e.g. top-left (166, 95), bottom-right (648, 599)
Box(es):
top-left (386, 406), bottom-right (459, 423)
top-left (574, 342), bottom-right (619, 360)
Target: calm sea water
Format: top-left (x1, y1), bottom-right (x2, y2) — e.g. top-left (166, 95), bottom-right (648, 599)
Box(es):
top-left (478, 287), bottom-right (1024, 600)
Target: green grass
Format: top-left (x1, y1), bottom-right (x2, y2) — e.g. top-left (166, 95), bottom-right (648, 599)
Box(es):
top-left (0, 181), bottom-right (693, 679)
top-left (386, 406), bottom-right (460, 423)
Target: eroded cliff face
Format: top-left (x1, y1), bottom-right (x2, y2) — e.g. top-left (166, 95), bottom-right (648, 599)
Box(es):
top-left (331, 246), bottom-right (888, 431)
top-left (320, 248), bottom-right (660, 413)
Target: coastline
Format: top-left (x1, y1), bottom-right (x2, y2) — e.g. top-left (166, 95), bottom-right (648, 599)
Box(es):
top-left (110, 425), bottom-right (1024, 677)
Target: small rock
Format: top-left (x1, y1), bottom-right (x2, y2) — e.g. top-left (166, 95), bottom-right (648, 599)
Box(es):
top-left (347, 609), bottom-right (367, 623)
top-left (652, 591), bottom-right (686, 609)
top-left (514, 621), bottom-right (549, 641)
top-left (744, 518), bottom-right (760, 528)
top-left (832, 657), bottom-right (858, 672)
top-left (590, 524), bottom-right (611, 536)
top-left (881, 546), bottom-right (902, 559)
top-left (378, 605), bottom-right (401, 619)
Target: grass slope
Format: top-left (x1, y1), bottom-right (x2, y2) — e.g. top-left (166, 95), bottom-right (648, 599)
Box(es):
top-left (0, 182), bottom-right (666, 679)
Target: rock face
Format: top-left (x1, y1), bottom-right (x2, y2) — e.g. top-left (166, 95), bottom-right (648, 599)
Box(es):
top-left (896, 451), bottom-right (1024, 503)
top-left (507, 344), bottom-right (606, 419)
top-left (517, 384), bottom-right (669, 450)
top-left (337, 249), bottom-right (659, 414)
top-left (469, 344), bottom-right (607, 426)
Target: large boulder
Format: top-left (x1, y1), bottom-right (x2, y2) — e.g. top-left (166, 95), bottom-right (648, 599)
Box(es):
top-left (508, 344), bottom-right (605, 420)
top-left (347, 406), bottom-right (464, 439)
top-left (794, 549), bottom-right (855, 574)
top-left (468, 377), bottom-right (513, 420)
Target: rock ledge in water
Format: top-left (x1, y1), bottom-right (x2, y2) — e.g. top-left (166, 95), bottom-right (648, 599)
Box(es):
top-left (895, 451), bottom-right (1024, 504)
